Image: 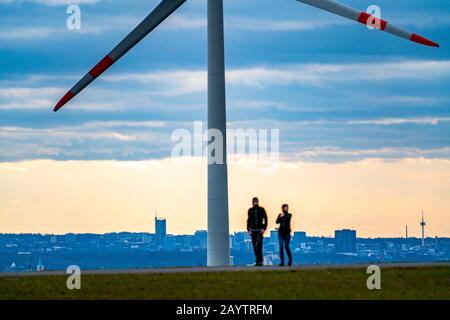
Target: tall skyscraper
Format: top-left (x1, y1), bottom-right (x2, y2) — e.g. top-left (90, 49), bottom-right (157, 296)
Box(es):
top-left (155, 217), bottom-right (166, 248)
top-left (334, 229), bottom-right (357, 253)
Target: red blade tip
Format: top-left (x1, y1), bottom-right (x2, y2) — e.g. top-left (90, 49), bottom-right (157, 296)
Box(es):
top-left (89, 55), bottom-right (114, 78)
top-left (54, 91), bottom-right (75, 112)
top-left (358, 12), bottom-right (387, 30)
top-left (410, 34), bottom-right (439, 47)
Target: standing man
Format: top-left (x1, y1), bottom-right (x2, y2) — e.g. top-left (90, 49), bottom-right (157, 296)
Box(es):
top-left (247, 197), bottom-right (268, 266)
top-left (276, 204), bottom-right (293, 266)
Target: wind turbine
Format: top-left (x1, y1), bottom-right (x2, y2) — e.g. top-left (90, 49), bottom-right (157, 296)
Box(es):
top-left (53, 0), bottom-right (439, 266)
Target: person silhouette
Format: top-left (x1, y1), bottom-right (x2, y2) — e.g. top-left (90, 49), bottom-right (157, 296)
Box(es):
top-left (276, 204), bottom-right (293, 266)
top-left (247, 197), bottom-right (268, 266)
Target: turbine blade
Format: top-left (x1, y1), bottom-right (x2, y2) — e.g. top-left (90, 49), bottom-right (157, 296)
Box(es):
top-left (54, 0), bottom-right (187, 112)
top-left (295, 0), bottom-right (439, 47)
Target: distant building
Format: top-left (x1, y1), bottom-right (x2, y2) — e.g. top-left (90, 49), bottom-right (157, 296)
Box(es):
top-left (37, 257), bottom-right (44, 272)
top-left (175, 235), bottom-right (194, 250)
top-left (142, 234), bottom-right (152, 243)
top-left (334, 229), bottom-right (356, 253)
top-left (244, 239), bottom-right (252, 251)
top-left (164, 235), bottom-right (176, 250)
top-left (232, 231), bottom-right (251, 250)
top-left (269, 230), bottom-right (279, 253)
top-left (65, 233), bottom-right (76, 243)
top-left (194, 230), bottom-right (207, 249)
top-left (270, 229), bottom-right (278, 241)
top-left (155, 217), bottom-right (167, 248)
top-left (292, 231), bottom-right (307, 248)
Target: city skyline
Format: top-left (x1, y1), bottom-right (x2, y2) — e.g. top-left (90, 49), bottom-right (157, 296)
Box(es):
top-left (2, 225), bottom-right (447, 273)
top-left (2, 209), bottom-right (446, 272)
top-left (0, 204), bottom-right (438, 240)
top-left (1, 0), bottom-right (449, 239)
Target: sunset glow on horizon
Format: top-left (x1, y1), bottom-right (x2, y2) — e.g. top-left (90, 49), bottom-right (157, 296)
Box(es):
top-left (1, 157), bottom-right (449, 238)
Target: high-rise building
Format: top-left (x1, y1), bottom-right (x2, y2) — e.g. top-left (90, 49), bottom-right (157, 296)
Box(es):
top-left (155, 217), bottom-right (166, 248)
top-left (292, 231), bottom-right (307, 248)
top-left (334, 229), bottom-right (356, 253)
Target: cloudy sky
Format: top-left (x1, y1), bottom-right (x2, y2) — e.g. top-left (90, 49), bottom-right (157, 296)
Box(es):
top-left (0, 0), bottom-right (449, 236)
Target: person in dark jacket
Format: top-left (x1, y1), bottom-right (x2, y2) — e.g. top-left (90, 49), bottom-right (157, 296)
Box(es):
top-left (276, 204), bottom-right (293, 266)
top-left (247, 197), bottom-right (268, 266)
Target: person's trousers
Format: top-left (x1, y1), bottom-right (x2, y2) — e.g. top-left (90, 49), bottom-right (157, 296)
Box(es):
top-left (278, 233), bottom-right (292, 265)
top-left (251, 231), bottom-right (264, 264)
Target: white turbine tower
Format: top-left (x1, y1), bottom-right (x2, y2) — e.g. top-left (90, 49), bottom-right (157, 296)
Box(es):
top-left (53, 0), bottom-right (439, 266)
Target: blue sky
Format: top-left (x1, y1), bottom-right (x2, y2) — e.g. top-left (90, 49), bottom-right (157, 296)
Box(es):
top-left (1, 0), bottom-right (449, 163)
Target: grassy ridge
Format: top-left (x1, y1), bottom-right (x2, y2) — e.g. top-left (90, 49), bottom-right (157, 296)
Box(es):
top-left (1, 266), bottom-right (449, 300)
